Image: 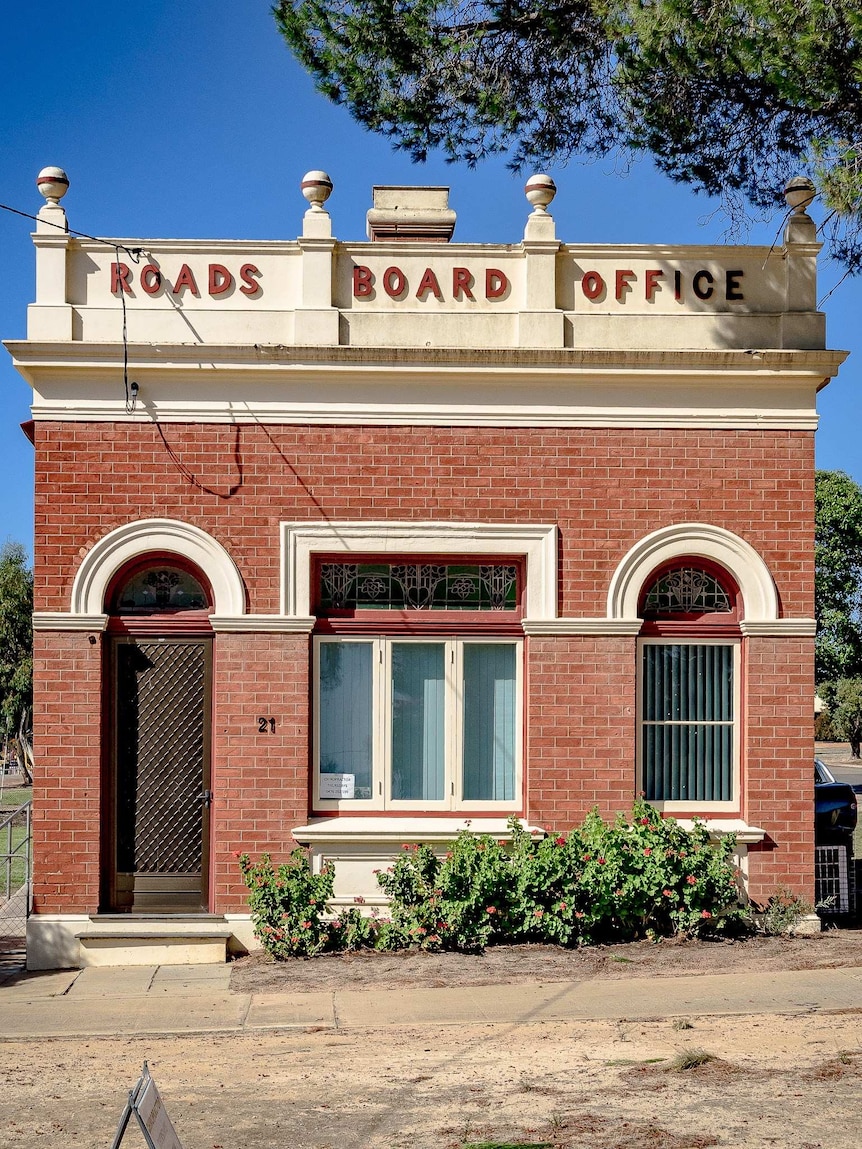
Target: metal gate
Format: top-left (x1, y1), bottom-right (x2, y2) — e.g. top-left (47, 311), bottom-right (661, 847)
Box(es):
top-left (112, 638), bottom-right (212, 912)
top-left (0, 799), bottom-right (31, 953)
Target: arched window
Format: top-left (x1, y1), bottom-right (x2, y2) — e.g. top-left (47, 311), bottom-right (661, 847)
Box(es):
top-left (639, 562), bottom-right (741, 809)
top-left (108, 561), bottom-right (212, 615)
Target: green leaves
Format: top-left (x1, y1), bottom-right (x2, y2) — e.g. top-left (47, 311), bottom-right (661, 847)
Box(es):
top-left (239, 849), bottom-right (337, 957)
top-left (818, 677), bottom-right (862, 752)
top-left (239, 804), bottom-right (748, 960)
top-left (815, 470), bottom-right (862, 682)
top-left (372, 800), bottom-right (746, 950)
top-left (0, 542), bottom-right (32, 738)
top-left (272, 0), bottom-right (862, 267)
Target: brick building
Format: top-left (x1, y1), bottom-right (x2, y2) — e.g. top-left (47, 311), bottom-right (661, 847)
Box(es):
top-left (7, 169), bottom-right (844, 968)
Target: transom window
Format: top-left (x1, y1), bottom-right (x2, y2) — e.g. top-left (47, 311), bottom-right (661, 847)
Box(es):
top-left (318, 562), bottom-right (518, 613)
top-left (315, 636), bottom-right (522, 811)
top-left (642, 567), bottom-right (732, 616)
top-left (113, 566), bottom-right (209, 612)
top-left (638, 563), bottom-right (740, 809)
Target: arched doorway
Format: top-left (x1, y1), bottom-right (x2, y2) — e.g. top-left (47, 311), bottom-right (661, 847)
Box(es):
top-left (103, 559), bottom-right (214, 913)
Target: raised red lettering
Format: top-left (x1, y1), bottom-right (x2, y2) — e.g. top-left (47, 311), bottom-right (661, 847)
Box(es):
top-left (140, 265), bottom-right (162, 295)
top-left (111, 263), bottom-right (132, 295)
top-left (615, 269), bottom-right (635, 301)
top-left (674, 270), bottom-right (683, 301)
top-left (209, 264), bottom-right (233, 296)
top-left (383, 266), bottom-right (406, 298)
top-left (416, 268), bottom-right (443, 300)
top-left (353, 265), bottom-right (373, 298)
top-left (581, 271), bottom-right (605, 301)
top-left (485, 269), bottom-right (508, 299)
top-left (239, 263), bottom-right (261, 296)
top-left (172, 264), bottom-right (199, 296)
top-left (452, 267), bottom-right (475, 301)
top-left (693, 269), bottom-right (714, 300)
top-left (645, 269), bottom-right (664, 301)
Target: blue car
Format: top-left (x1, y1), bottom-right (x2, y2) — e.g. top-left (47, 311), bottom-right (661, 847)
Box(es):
top-left (815, 759), bottom-right (858, 842)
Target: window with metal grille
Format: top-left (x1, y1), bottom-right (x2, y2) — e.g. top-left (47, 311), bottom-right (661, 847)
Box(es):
top-left (638, 563), bottom-right (740, 808)
top-left (318, 562), bottom-right (518, 612)
top-left (641, 642), bottom-right (735, 803)
top-left (115, 566), bottom-right (209, 612)
top-left (642, 568), bottom-right (731, 616)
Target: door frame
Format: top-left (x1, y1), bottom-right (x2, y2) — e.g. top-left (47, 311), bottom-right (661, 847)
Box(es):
top-left (104, 631), bottom-right (214, 913)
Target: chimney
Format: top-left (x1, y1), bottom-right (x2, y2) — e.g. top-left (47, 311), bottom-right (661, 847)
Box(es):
top-left (366, 186), bottom-right (456, 242)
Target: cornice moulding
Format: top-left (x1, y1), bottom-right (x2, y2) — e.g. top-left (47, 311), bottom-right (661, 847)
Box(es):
top-left (522, 619), bottom-right (643, 636)
top-left (5, 340), bottom-right (848, 375)
top-left (209, 615), bottom-right (315, 633)
top-left (739, 619), bottom-right (817, 636)
top-left (32, 612), bottom-right (108, 632)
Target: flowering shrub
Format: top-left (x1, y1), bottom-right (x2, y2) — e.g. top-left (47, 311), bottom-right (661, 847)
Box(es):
top-left (238, 849), bottom-right (335, 958)
top-left (375, 835), bottom-right (519, 951)
top-left (375, 800), bottom-right (746, 951)
top-left (239, 801), bottom-right (748, 959)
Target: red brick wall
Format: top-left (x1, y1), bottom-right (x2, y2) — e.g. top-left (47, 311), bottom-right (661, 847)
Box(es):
top-left (526, 636), bottom-right (637, 827)
top-left (210, 632), bottom-right (310, 908)
top-left (31, 422), bottom-right (816, 913)
top-left (33, 423), bottom-right (814, 618)
top-left (31, 630), bottom-right (103, 914)
top-left (743, 637), bottom-right (815, 903)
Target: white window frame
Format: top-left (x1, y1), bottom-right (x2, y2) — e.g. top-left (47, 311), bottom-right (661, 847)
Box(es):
top-left (313, 634), bottom-right (523, 813)
top-left (637, 637), bottom-right (741, 813)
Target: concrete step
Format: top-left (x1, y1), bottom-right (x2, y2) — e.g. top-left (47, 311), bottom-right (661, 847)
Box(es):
top-left (75, 916), bottom-right (232, 967)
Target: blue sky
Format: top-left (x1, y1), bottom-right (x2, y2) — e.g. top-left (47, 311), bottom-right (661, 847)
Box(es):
top-left (1, 2), bottom-right (859, 557)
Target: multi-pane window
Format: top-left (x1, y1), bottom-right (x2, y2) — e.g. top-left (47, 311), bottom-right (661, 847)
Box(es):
top-left (639, 565), bottom-right (739, 808)
top-left (315, 637), bottom-right (521, 810)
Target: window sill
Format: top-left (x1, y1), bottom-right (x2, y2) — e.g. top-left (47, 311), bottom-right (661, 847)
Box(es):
top-left (293, 817), bottom-right (544, 845)
top-left (675, 819), bottom-right (766, 844)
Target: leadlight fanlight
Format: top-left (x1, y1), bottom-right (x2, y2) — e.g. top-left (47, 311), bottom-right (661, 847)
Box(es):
top-left (642, 567), bottom-right (732, 617)
top-left (318, 562), bottom-right (518, 612)
top-left (115, 566), bottom-right (209, 612)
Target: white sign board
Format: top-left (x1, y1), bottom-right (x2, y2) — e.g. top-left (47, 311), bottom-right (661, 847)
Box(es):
top-left (112, 1063), bottom-right (185, 1149)
top-left (320, 772), bottom-right (355, 799)
top-left (136, 1074), bottom-right (184, 1149)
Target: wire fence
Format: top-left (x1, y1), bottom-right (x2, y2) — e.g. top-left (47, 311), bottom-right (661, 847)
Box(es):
top-left (0, 797), bottom-right (31, 954)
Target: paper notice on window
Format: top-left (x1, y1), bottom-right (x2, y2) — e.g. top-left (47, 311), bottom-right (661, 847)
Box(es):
top-left (320, 773), bottom-right (355, 799)
top-left (135, 1074), bottom-right (184, 1149)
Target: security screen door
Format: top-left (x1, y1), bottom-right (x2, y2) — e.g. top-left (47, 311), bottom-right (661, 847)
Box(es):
top-left (111, 637), bottom-right (212, 912)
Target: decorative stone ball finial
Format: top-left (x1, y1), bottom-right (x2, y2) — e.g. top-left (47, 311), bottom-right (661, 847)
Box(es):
top-left (36, 166), bottom-right (70, 205)
top-left (301, 170), bottom-right (333, 211)
top-left (784, 176), bottom-right (816, 214)
top-left (525, 173), bottom-right (557, 213)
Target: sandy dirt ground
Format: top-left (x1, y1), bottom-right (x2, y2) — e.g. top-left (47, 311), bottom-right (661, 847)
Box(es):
top-left (0, 1010), bottom-right (860, 1149)
top-left (230, 932), bottom-right (862, 994)
top-left (2, 747), bottom-right (860, 1149)
top-left (2, 932), bottom-right (862, 1149)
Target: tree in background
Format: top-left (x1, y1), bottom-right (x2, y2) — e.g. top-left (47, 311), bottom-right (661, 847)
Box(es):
top-left (0, 542), bottom-right (32, 783)
top-left (818, 678), bottom-right (862, 758)
top-left (274, 0), bottom-right (862, 268)
top-left (815, 470), bottom-right (862, 684)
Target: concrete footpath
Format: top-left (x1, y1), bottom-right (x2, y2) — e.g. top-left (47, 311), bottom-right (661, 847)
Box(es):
top-left (1, 961), bottom-right (861, 1039)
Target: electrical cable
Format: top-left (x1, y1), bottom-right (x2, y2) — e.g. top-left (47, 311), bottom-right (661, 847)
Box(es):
top-left (0, 199), bottom-right (143, 412)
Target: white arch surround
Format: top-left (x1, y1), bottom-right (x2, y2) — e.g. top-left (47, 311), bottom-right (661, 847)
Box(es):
top-left (70, 518), bottom-right (246, 616)
top-left (607, 523), bottom-right (779, 623)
